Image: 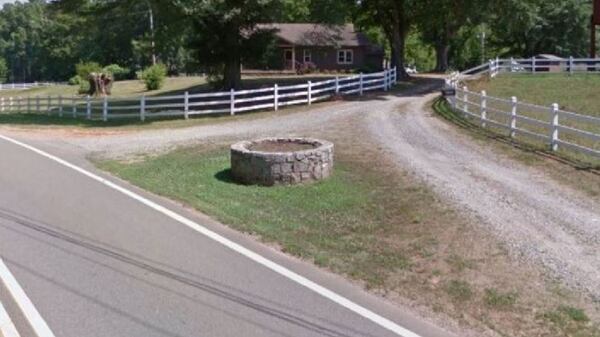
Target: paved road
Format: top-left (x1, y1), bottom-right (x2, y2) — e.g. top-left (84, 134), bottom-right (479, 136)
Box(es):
top-left (0, 135), bottom-right (453, 337)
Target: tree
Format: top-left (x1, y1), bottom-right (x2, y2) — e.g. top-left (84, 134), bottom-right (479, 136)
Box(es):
top-left (355, 0), bottom-right (413, 79)
top-left (173, 0), bottom-right (283, 89)
top-left (0, 58), bottom-right (7, 82)
top-left (415, 0), bottom-right (487, 72)
top-left (488, 0), bottom-right (590, 57)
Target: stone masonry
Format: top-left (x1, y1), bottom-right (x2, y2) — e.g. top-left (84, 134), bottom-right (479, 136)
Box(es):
top-left (231, 138), bottom-right (334, 186)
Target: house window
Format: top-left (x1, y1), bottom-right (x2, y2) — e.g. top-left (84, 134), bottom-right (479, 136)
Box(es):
top-left (303, 50), bottom-right (312, 63)
top-left (337, 50), bottom-right (353, 64)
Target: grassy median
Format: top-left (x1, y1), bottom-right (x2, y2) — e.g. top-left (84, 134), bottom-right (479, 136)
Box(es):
top-left (97, 142), bottom-right (600, 337)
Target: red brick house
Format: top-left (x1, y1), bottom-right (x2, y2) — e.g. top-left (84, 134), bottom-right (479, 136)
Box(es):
top-left (258, 23), bottom-right (384, 72)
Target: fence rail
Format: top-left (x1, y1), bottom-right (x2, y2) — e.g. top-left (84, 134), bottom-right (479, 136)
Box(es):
top-left (0, 82), bottom-right (63, 91)
top-left (447, 57), bottom-right (600, 86)
top-left (0, 68), bottom-right (397, 121)
top-left (449, 86), bottom-right (600, 159)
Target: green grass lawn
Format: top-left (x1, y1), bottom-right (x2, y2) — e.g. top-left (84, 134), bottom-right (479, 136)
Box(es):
top-left (463, 74), bottom-right (600, 163)
top-left (0, 74), bottom-right (341, 129)
top-left (97, 143), bottom-right (600, 337)
top-left (467, 74), bottom-right (600, 117)
top-left (97, 146), bottom-right (413, 287)
top-left (0, 74), bottom-right (336, 100)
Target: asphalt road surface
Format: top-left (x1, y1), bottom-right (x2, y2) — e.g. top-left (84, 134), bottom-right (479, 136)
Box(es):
top-left (0, 134), bottom-right (454, 337)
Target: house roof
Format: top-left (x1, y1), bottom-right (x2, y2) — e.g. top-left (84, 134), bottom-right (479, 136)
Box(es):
top-left (258, 23), bottom-right (375, 48)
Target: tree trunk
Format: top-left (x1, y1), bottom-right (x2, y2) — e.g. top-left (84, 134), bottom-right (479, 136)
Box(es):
top-left (223, 56), bottom-right (242, 90)
top-left (390, 2), bottom-right (409, 80)
top-left (435, 43), bottom-right (450, 72)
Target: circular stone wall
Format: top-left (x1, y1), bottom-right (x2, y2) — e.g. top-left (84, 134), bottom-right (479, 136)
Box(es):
top-left (231, 137), bottom-right (334, 186)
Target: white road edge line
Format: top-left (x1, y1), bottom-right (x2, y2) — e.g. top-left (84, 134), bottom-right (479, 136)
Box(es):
top-left (0, 258), bottom-right (54, 337)
top-left (0, 133), bottom-right (423, 337)
top-left (0, 296), bottom-right (22, 337)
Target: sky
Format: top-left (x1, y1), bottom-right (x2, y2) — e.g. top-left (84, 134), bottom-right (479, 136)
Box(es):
top-left (0, 0), bottom-right (18, 5)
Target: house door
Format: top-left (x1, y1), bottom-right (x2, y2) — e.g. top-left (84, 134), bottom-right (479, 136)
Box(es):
top-left (284, 49), bottom-right (294, 70)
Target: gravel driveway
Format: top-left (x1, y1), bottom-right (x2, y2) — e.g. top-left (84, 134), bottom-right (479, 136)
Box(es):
top-left (366, 92), bottom-right (600, 301)
top-left (3, 79), bottom-right (599, 301)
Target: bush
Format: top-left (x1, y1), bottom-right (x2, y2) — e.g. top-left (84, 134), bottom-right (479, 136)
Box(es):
top-left (76, 61), bottom-right (102, 79)
top-left (103, 64), bottom-right (130, 81)
top-left (68, 75), bottom-right (82, 85)
top-left (141, 64), bottom-right (167, 91)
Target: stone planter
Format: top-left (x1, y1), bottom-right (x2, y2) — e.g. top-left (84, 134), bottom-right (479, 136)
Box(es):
top-left (230, 137), bottom-right (334, 186)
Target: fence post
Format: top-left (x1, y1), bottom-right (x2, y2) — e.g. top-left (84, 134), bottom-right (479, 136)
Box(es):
top-left (335, 76), bottom-right (340, 94)
top-left (230, 88), bottom-right (235, 116)
top-left (550, 103), bottom-right (559, 151)
top-left (463, 86), bottom-right (469, 117)
top-left (86, 95), bottom-right (91, 120)
top-left (496, 57), bottom-right (500, 75)
top-left (532, 56), bottom-right (536, 74)
top-left (184, 91), bottom-right (189, 119)
top-left (510, 96), bottom-right (517, 138)
top-left (58, 95), bottom-right (63, 117)
top-left (307, 81), bottom-right (312, 105)
top-left (273, 84), bottom-right (278, 111)
top-left (72, 97), bottom-right (77, 118)
top-left (140, 95), bottom-right (146, 122)
top-left (102, 96), bottom-right (108, 122)
top-left (359, 73), bottom-right (364, 95)
top-left (569, 56), bottom-right (574, 75)
top-left (383, 69), bottom-right (389, 91)
top-left (510, 57), bottom-right (515, 72)
top-left (480, 90), bottom-right (487, 127)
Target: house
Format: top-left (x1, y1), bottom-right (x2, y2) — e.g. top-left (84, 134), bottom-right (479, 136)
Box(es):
top-left (258, 23), bottom-right (384, 72)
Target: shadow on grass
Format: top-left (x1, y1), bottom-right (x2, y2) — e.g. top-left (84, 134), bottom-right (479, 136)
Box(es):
top-left (432, 97), bottom-right (600, 174)
top-left (214, 169), bottom-right (242, 185)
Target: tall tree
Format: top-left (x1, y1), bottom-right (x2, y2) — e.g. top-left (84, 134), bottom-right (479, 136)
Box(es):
top-left (415, 0), bottom-right (486, 72)
top-left (488, 0), bottom-right (590, 57)
top-left (355, 0), bottom-right (413, 79)
top-left (173, 0), bottom-right (283, 89)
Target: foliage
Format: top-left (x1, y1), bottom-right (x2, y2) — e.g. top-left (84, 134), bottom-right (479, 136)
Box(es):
top-left (75, 61), bottom-right (102, 79)
top-left (175, 0), bottom-right (283, 89)
top-left (68, 75), bottom-right (82, 85)
top-left (103, 64), bottom-right (130, 81)
top-left (141, 63), bottom-right (167, 91)
top-left (0, 58), bottom-right (7, 82)
top-left (488, 0), bottom-right (591, 57)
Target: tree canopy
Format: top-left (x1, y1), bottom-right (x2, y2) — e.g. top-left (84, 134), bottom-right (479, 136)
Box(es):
top-left (0, 0), bottom-right (596, 85)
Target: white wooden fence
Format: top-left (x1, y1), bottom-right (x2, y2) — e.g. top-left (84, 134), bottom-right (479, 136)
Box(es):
top-left (0, 68), bottom-right (397, 121)
top-left (444, 58), bottom-right (600, 160)
top-left (450, 86), bottom-right (600, 159)
top-left (0, 82), bottom-right (61, 91)
top-left (458, 57), bottom-right (600, 79)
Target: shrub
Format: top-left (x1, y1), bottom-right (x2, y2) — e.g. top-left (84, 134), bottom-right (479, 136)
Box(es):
top-left (103, 64), bottom-right (130, 81)
top-left (76, 61), bottom-right (102, 79)
top-left (141, 64), bottom-right (167, 91)
top-left (68, 75), bottom-right (82, 85)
